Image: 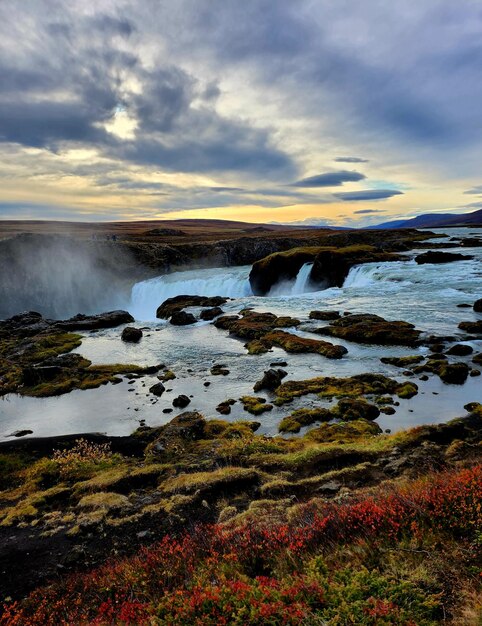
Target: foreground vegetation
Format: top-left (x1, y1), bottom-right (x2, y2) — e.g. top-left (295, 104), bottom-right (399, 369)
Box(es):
top-left (1, 463), bottom-right (480, 624)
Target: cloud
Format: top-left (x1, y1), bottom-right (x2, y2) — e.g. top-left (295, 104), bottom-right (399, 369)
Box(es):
top-left (292, 170), bottom-right (365, 187)
top-left (353, 209), bottom-right (386, 214)
top-left (334, 189), bottom-right (403, 201)
top-left (463, 185), bottom-right (482, 195)
top-left (334, 157), bottom-right (369, 163)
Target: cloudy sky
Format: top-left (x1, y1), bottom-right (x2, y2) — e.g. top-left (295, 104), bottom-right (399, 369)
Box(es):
top-left (1, 0), bottom-right (482, 226)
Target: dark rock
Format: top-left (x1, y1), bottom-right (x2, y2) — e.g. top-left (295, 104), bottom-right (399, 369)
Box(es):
top-left (149, 382), bottom-right (166, 396)
top-left (474, 298), bottom-right (482, 313)
top-left (9, 430), bottom-right (33, 438)
top-left (458, 320), bottom-right (482, 334)
top-left (459, 237), bottom-right (482, 247)
top-left (56, 310), bottom-right (134, 331)
top-left (309, 310), bottom-right (341, 321)
top-left (270, 361), bottom-right (288, 367)
top-left (446, 344), bottom-right (473, 356)
top-left (22, 366), bottom-right (63, 386)
top-left (457, 303), bottom-right (471, 308)
top-left (253, 368), bottom-right (287, 392)
top-left (200, 307), bottom-right (224, 321)
top-left (317, 313), bottom-right (421, 346)
top-left (211, 364), bottom-right (230, 376)
top-left (121, 327), bottom-right (143, 342)
top-left (331, 398), bottom-right (380, 421)
top-left (156, 295), bottom-right (228, 319)
top-left (415, 251), bottom-right (473, 264)
top-left (172, 395), bottom-right (191, 409)
top-left (216, 399), bottom-right (236, 415)
top-left (170, 311), bottom-right (197, 326)
top-left (439, 363), bottom-right (470, 384)
top-left (214, 310), bottom-right (300, 341)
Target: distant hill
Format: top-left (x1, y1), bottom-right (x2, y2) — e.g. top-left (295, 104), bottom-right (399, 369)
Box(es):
top-left (369, 208), bottom-right (482, 229)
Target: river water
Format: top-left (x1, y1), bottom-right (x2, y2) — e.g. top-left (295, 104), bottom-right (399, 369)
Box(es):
top-left (1, 228), bottom-right (481, 440)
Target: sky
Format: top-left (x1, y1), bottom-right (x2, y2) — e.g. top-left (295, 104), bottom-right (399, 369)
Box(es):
top-left (1, 1), bottom-right (482, 227)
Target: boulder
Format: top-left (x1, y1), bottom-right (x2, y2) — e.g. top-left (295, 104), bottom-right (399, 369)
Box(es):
top-left (200, 306), bottom-right (224, 321)
top-left (438, 363), bottom-right (470, 384)
top-left (170, 311), bottom-right (197, 326)
top-left (56, 310), bottom-right (134, 330)
top-left (156, 295), bottom-right (228, 319)
top-left (253, 368), bottom-right (287, 392)
top-left (446, 344), bottom-right (473, 356)
top-left (121, 327), bottom-right (143, 342)
top-left (317, 313), bottom-right (421, 346)
top-left (458, 320), bottom-right (482, 334)
top-left (22, 366), bottom-right (63, 386)
top-left (214, 310), bottom-right (300, 341)
top-left (309, 310), bottom-right (341, 321)
top-left (331, 398), bottom-right (380, 421)
top-left (172, 394), bottom-right (191, 409)
top-left (415, 251), bottom-right (472, 264)
top-left (149, 382), bottom-right (166, 396)
top-left (474, 299), bottom-right (482, 313)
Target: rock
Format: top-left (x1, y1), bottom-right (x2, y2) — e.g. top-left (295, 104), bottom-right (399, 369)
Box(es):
top-left (439, 362), bottom-right (470, 384)
top-left (22, 366), bottom-right (63, 386)
top-left (317, 313), bottom-right (421, 346)
top-left (309, 310), bottom-right (341, 321)
top-left (253, 368), bottom-right (287, 392)
top-left (249, 249), bottom-right (320, 295)
top-left (214, 310), bottom-right (300, 341)
top-left (200, 306), bottom-right (224, 321)
top-left (380, 355), bottom-right (424, 367)
top-left (240, 396), bottom-right (273, 415)
top-left (172, 395), bottom-right (191, 409)
top-left (56, 310), bottom-right (134, 331)
top-left (457, 303), bottom-right (471, 308)
top-left (211, 364), bottom-right (230, 376)
top-left (258, 330), bottom-right (348, 359)
top-left (156, 295), bottom-right (228, 319)
top-left (474, 298), bottom-right (482, 313)
top-left (459, 237), bottom-right (482, 247)
top-left (380, 406), bottom-right (396, 415)
top-left (170, 311), bottom-right (197, 326)
top-left (149, 382), bottom-right (166, 396)
top-left (216, 399), bottom-right (236, 415)
top-left (331, 398), bottom-right (380, 421)
top-left (9, 429), bottom-right (33, 438)
top-left (270, 361), bottom-right (288, 367)
top-left (458, 320), bottom-right (482, 334)
top-left (446, 344), bottom-right (473, 356)
top-left (121, 327), bottom-right (143, 342)
top-left (415, 251), bottom-right (473, 264)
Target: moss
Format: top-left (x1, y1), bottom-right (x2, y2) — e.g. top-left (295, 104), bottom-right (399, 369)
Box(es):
top-left (306, 419), bottom-right (382, 443)
top-left (320, 314), bottom-right (421, 346)
top-left (240, 396), bottom-right (273, 415)
top-left (161, 467), bottom-right (260, 496)
top-left (262, 330), bottom-right (348, 359)
top-left (330, 398), bottom-right (380, 421)
top-left (275, 373), bottom-right (418, 405)
top-left (279, 407), bottom-right (332, 433)
top-left (0, 453), bottom-right (34, 490)
top-left (77, 491), bottom-right (131, 511)
top-left (245, 339), bottom-right (270, 355)
top-left (0, 486), bottom-right (70, 526)
top-left (380, 355), bottom-right (425, 367)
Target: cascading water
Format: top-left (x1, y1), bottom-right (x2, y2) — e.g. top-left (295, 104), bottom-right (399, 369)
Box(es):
top-left (130, 266), bottom-right (252, 320)
top-left (268, 263), bottom-right (315, 296)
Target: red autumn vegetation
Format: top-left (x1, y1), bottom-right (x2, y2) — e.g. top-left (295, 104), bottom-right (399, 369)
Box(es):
top-left (2, 465), bottom-right (481, 625)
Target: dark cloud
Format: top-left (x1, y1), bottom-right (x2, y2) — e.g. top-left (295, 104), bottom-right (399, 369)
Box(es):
top-left (334, 157), bottom-right (369, 163)
top-left (334, 189), bottom-right (403, 201)
top-left (353, 209), bottom-right (386, 214)
top-left (292, 170), bottom-right (365, 187)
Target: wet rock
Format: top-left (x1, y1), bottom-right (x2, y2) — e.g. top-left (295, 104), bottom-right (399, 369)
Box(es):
top-left (317, 313), bottom-right (421, 346)
top-left (331, 398), bottom-right (380, 421)
top-left (170, 311), bottom-right (197, 326)
top-left (216, 399), bottom-right (236, 415)
top-left (121, 327), bottom-right (143, 342)
top-left (415, 251), bottom-right (473, 264)
top-left (446, 344), bottom-right (473, 356)
top-left (380, 355), bottom-right (424, 367)
top-left (470, 369), bottom-right (481, 376)
top-left (200, 307), bottom-right (224, 321)
top-left (240, 396), bottom-right (273, 415)
top-left (253, 368), bottom-right (287, 392)
top-left (439, 362), bottom-right (470, 384)
top-left (259, 330), bottom-right (348, 359)
top-left (156, 295), bottom-right (227, 319)
top-left (458, 320), bottom-right (482, 334)
top-left (22, 366), bottom-right (63, 386)
top-left (149, 382), bottom-right (166, 396)
top-left (309, 310), bottom-right (341, 321)
top-left (380, 406), bottom-right (396, 415)
top-left (270, 361), bottom-right (288, 367)
top-left (173, 395), bottom-right (191, 409)
top-left (211, 364), bottom-right (230, 376)
top-left (474, 298), bottom-right (482, 313)
top-left (56, 310), bottom-right (134, 331)
top-left (9, 429), bottom-right (33, 437)
top-left (215, 310), bottom-right (300, 341)
top-left (457, 303), bottom-right (471, 308)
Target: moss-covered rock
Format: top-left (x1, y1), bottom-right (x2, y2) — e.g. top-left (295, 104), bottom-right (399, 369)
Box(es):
top-left (240, 396), bottom-right (273, 415)
top-left (156, 295), bottom-right (227, 319)
top-left (318, 314), bottom-right (421, 346)
top-left (279, 407), bottom-right (332, 433)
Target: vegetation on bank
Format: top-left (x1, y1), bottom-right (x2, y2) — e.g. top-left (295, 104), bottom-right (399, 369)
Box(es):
top-left (1, 463), bottom-right (480, 625)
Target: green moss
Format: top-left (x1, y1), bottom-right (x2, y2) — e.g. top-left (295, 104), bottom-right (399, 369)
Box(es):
top-left (262, 330), bottom-right (347, 359)
top-left (279, 407), bottom-right (332, 433)
top-left (161, 467), bottom-right (260, 495)
top-left (77, 491), bottom-right (131, 511)
top-left (396, 382), bottom-right (418, 398)
top-left (240, 396), bottom-right (273, 415)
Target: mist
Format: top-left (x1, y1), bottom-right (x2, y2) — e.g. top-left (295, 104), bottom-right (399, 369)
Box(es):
top-left (0, 234), bottom-right (142, 319)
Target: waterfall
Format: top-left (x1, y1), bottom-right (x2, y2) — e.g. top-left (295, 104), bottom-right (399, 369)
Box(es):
top-left (130, 266), bottom-right (252, 320)
top-left (343, 262), bottom-right (414, 289)
top-left (269, 263), bottom-right (315, 296)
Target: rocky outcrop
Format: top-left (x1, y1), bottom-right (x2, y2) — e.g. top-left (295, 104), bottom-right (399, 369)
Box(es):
top-left (56, 311), bottom-right (134, 331)
top-left (156, 295), bottom-right (228, 319)
top-left (415, 251), bottom-right (473, 264)
top-left (315, 314), bottom-right (421, 346)
top-left (214, 310), bottom-right (300, 341)
top-left (121, 327), bottom-right (143, 342)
